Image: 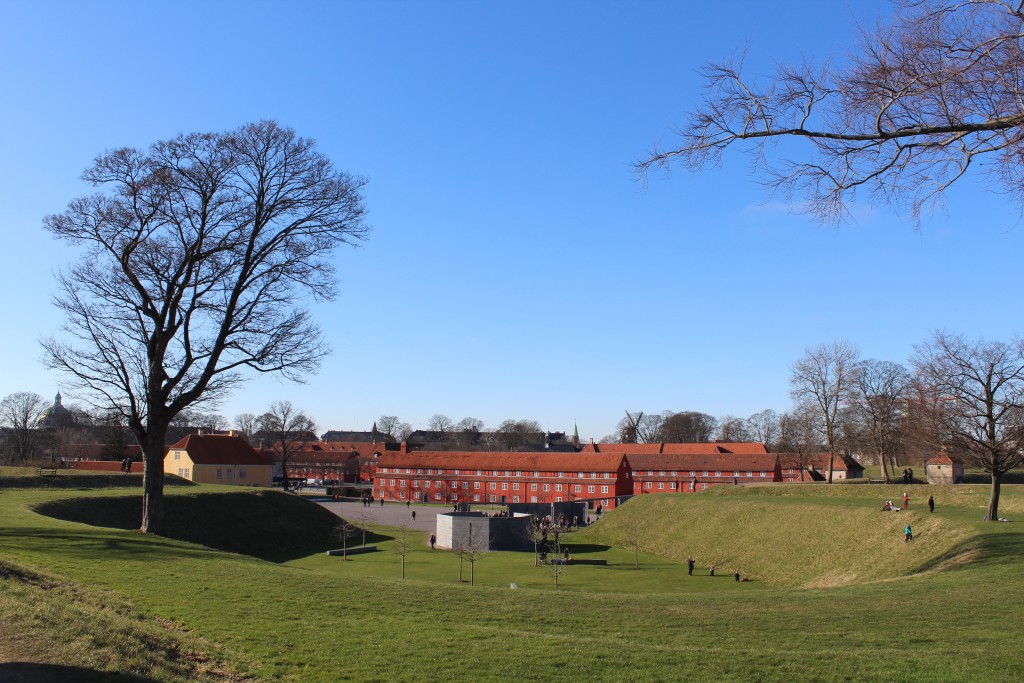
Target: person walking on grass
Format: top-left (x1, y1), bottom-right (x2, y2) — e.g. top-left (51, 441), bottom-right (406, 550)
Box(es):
top-left (905, 524), bottom-right (913, 542)
top-left (687, 556), bottom-right (695, 576)
top-left (903, 492), bottom-right (909, 509)
top-left (928, 495), bottom-right (935, 513)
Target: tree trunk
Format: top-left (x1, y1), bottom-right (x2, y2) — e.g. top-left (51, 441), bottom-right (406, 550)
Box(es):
top-left (826, 451), bottom-right (835, 484)
top-left (140, 424), bottom-right (169, 534)
top-left (880, 451), bottom-right (891, 483)
top-left (987, 472), bottom-right (1002, 521)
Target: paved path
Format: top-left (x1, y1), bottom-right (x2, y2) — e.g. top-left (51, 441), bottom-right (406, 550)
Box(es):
top-left (314, 499), bottom-right (449, 534)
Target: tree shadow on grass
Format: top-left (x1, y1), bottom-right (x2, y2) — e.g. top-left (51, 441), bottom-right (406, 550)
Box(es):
top-left (910, 530), bottom-right (1024, 575)
top-left (30, 491), bottom-right (343, 563)
top-left (0, 662), bottom-right (158, 682)
top-left (0, 474), bottom-right (195, 490)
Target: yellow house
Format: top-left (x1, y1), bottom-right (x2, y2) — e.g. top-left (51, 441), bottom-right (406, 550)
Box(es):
top-left (164, 432), bottom-right (273, 487)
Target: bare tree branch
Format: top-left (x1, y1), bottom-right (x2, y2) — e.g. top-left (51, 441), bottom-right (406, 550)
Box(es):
top-left (41, 121), bottom-right (368, 533)
top-left (638, 1), bottom-right (1024, 224)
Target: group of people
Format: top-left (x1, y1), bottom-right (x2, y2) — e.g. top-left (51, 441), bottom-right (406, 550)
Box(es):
top-left (359, 496), bottom-right (383, 507)
top-left (901, 468), bottom-right (915, 484)
top-left (119, 457), bottom-right (132, 473)
top-left (687, 556), bottom-right (747, 581)
top-left (881, 491), bottom-right (917, 511)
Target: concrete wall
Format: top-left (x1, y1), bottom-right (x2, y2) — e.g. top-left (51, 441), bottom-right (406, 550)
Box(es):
top-left (435, 512), bottom-right (532, 551)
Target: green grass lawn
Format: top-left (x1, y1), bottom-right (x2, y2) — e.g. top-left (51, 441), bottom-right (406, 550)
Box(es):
top-left (1, 468), bottom-right (1022, 682)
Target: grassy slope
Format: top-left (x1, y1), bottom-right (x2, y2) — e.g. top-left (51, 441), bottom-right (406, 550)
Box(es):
top-left (2, 471), bottom-right (1022, 682)
top-left (580, 484), bottom-right (1000, 587)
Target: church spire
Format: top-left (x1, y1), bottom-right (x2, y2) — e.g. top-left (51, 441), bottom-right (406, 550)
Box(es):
top-left (572, 422), bottom-right (580, 449)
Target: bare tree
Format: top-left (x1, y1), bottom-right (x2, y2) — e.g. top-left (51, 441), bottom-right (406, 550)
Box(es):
top-left (620, 503), bottom-right (651, 570)
top-left (0, 392), bottom-right (45, 463)
top-left (258, 401), bottom-right (316, 491)
top-left (452, 521), bottom-right (488, 585)
top-left (41, 120), bottom-right (369, 533)
top-left (638, 1), bottom-right (1024, 224)
top-left (717, 415), bottom-right (751, 442)
top-left (234, 413), bottom-right (259, 440)
top-left (489, 419), bottom-right (543, 451)
top-left (659, 411), bottom-right (717, 443)
top-left (353, 510), bottom-right (374, 548)
top-left (452, 416), bottom-right (484, 449)
top-left (427, 413), bottom-right (454, 433)
top-left (394, 521), bottom-right (412, 579)
top-left (746, 409), bottom-right (780, 451)
top-left (377, 415), bottom-right (412, 443)
top-left (456, 416), bottom-right (484, 433)
top-left (851, 359), bottom-right (912, 482)
top-left (776, 404), bottom-right (822, 477)
top-left (912, 332), bottom-right (1024, 521)
top-left (790, 340), bottom-right (860, 482)
top-left (544, 524), bottom-right (569, 590)
top-left (524, 517), bottom-right (546, 566)
top-left (332, 519), bottom-right (360, 560)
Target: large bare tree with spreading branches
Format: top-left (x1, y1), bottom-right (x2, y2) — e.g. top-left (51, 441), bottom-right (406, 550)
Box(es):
top-left (790, 340), bottom-right (860, 483)
top-left (912, 331), bottom-right (1024, 521)
top-left (42, 120), bottom-right (368, 534)
top-left (258, 401), bottom-right (317, 492)
top-left (639, 0), bottom-right (1024, 223)
top-left (850, 359), bottom-right (912, 482)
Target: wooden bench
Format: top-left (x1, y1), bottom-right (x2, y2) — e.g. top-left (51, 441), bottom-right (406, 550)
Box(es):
top-left (37, 468), bottom-right (58, 476)
top-left (868, 478), bottom-right (886, 484)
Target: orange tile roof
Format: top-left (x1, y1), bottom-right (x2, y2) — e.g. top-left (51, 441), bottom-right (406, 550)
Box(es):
top-left (305, 441), bottom-right (385, 456)
top-left (583, 442), bottom-right (768, 455)
top-left (925, 454), bottom-right (959, 465)
top-left (169, 434), bottom-right (272, 466)
top-left (662, 442), bottom-right (768, 454)
top-left (582, 443), bottom-right (663, 454)
top-left (628, 453), bottom-right (779, 472)
top-left (778, 453), bottom-right (863, 472)
top-left (376, 450), bottom-right (627, 472)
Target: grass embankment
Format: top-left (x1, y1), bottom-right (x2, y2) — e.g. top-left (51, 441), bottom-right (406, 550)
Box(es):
top-left (2, 470), bottom-right (1022, 681)
top-left (34, 489), bottom-right (344, 562)
top-left (582, 485), bottom-right (991, 587)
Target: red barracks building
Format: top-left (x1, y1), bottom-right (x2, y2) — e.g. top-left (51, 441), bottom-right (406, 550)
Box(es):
top-left (373, 450), bottom-right (633, 509)
top-left (579, 442), bottom-right (781, 493)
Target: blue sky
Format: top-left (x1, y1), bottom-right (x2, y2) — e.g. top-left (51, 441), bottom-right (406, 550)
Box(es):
top-left (2, 0), bottom-right (1021, 441)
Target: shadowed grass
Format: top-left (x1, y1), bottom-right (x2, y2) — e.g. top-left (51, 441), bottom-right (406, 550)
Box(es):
top-left (33, 489), bottom-right (359, 563)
